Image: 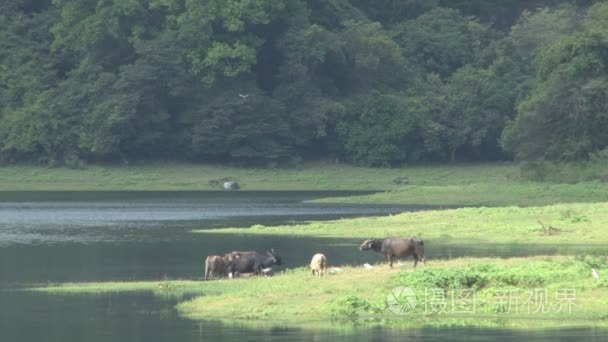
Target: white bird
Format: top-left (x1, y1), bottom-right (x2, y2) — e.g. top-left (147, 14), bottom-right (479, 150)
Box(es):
top-left (363, 263), bottom-right (374, 270)
top-left (262, 267), bottom-right (273, 273)
top-left (592, 268), bottom-right (600, 280)
top-left (238, 93), bottom-right (249, 99)
top-left (330, 267), bottom-right (343, 273)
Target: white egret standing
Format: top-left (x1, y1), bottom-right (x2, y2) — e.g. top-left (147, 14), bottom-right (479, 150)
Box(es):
top-left (592, 268), bottom-right (600, 280)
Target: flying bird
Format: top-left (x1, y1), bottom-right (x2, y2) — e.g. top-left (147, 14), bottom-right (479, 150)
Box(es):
top-left (592, 268), bottom-right (600, 280)
top-left (363, 263), bottom-right (374, 270)
top-left (238, 93), bottom-right (249, 99)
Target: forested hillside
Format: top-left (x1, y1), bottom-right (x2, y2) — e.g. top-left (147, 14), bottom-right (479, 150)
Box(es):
top-left (2, 0), bottom-right (608, 166)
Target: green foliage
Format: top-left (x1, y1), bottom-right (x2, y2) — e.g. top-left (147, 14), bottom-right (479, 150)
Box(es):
top-left (509, 5), bottom-right (578, 60)
top-left (351, 0), bottom-right (439, 24)
top-left (393, 7), bottom-right (489, 77)
top-left (586, 2), bottom-right (608, 33)
top-left (575, 255), bottom-right (608, 269)
top-left (505, 6), bottom-right (608, 161)
top-left (394, 261), bottom-right (586, 291)
top-left (558, 209), bottom-right (590, 224)
top-left (330, 295), bottom-right (374, 317)
top-left (395, 264), bottom-right (494, 290)
top-left (518, 154), bottom-right (608, 183)
top-left (187, 86), bottom-right (291, 163)
top-left (2, 0), bottom-right (608, 165)
top-left (338, 93), bottom-right (421, 166)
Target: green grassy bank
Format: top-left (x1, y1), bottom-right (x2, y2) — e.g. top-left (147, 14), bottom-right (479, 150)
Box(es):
top-left (2, 162), bottom-right (608, 206)
top-left (31, 256), bottom-right (608, 329)
top-left (193, 202), bottom-right (608, 244)
top-left (1, 162), bottom-right (484, 191)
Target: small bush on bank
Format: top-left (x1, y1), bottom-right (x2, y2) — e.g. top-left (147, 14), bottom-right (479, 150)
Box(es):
top-left (519, 153), bottom-right (608, 183)
top-left (393, 260), bottom-right (588, 290)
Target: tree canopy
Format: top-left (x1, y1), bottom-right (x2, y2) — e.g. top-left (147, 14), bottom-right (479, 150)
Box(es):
top-left (1, 0), bottom-right (607, 166)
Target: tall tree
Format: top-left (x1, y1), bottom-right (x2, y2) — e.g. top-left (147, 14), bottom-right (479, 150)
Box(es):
top-left (505, 31), bottom-right (608, 160)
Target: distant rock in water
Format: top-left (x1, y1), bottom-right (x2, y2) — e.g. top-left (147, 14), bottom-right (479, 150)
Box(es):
top-left (208, 177), bottom-right (239, 190)
top-left (223, 181), bottom-right (240, 190)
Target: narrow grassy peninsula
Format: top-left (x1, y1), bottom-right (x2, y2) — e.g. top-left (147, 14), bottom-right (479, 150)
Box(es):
top-left (193, 202), bottom-right (608, 244)
top-left (33, 257), bottom-right (608, 329)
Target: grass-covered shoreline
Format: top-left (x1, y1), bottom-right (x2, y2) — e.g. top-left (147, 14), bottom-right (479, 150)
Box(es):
top-left (193, 202), bottom-right (608, 245)
top-left (2, 162), bottom-right (499, 191)
top-left (2, 162), bottom-right (608, 207)
top-left (30, 256), bottom-right (608, 329)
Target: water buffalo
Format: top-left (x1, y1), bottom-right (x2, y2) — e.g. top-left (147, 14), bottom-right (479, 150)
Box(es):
top-left (204, 253), bottom-right (241, 280)
top-left (225, 249), bottom-right (282, 278)
top-left (310, 253), bottom-right (327, 277)
top-left (204, 255), bottom-right (226, 280)
top-left (359, 237), bottom-right (426, 268)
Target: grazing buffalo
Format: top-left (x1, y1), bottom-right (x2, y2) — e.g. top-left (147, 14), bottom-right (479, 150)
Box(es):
top-left (225, 249), bottom-right (282, 278)
top-left (204, 255), bottom-right (226, 280)
top-left (204, 253), bottom-right (241, 280)
top-left (359, 237), bottom-right (426, 268)
top-left (310, 253), bottom-right (327, 277)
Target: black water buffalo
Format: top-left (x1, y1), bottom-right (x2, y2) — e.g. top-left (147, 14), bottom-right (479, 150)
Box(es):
top-left (225, 249), bottom-right (282, 277)
top-left (359, 237), bottom-right (426, 268)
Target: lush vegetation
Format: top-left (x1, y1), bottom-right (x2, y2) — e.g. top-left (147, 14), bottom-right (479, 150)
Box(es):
top-left (31, 256), bottom-right (608, 329)
top-left (3, 1), bottom-right (608, 166)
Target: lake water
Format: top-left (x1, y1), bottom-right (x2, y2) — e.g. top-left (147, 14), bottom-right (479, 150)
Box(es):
top-left (0, 191), bottom-right (605, 341)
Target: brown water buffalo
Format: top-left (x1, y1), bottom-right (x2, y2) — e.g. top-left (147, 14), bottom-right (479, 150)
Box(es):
top-left (310, 253), bottom-right (327, 277)
top-left (204, 253), bottom-right (241, 280)
top-left (359, 237), bottom-right (426, 268)
top-left (204, 255), bottom-right (226, 280)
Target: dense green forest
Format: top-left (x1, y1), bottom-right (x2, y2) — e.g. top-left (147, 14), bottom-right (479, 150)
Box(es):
top-left (2, 0), bottom-right (608, 166)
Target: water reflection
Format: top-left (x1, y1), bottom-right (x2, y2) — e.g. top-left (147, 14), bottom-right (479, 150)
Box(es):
top-left (1, 291), bottom-right (605, 342)
top-left (1, 191), bottom-right (606, 341)
top-left (0, 191), bottom-right (427, 246)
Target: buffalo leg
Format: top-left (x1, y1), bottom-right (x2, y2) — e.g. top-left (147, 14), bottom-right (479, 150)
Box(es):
top-left (387, 255), bottom-right (393, 268)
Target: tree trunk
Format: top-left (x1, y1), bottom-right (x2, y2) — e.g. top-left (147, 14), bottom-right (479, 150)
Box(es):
top-left (450, 148), bottom-right (457, 163)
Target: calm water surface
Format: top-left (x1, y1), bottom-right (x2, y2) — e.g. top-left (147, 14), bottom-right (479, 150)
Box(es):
top-left (0, 191), bottom-right (605, 341)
